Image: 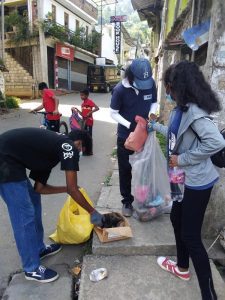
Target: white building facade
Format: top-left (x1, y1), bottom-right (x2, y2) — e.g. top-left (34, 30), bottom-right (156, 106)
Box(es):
top-left (4, 0), bottom-right (99, 95)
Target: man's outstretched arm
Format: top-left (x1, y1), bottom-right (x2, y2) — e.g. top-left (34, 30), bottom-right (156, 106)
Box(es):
top-left (34, 171), bottom-right (104, 226)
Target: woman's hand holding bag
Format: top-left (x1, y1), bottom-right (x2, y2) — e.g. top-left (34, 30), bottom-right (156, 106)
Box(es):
top-left (124, 115), bottom-right (148, 152)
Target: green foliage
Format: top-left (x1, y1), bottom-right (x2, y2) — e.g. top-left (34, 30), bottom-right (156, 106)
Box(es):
top-left (5, 10), bottom-right (38, 44)
top-left (111, 147), bottom-right (117, 158)
top-left (102, 0), bottom-right (150, 44)
top-left (126, 20), bottom-right (150, 44)
top-left (4, 11), bottom-right (21, 31)
top-left (156, 132), bottom-right (167, 157)
top-left (69, 27), bottom-right (85, 47)
top-left (104, 174), bottom-right (112, 186)
top-left (85, 30), bottom-right (101, 53)
top-left (1, 96), bottom-right (21, 109)
top-left (102, 0), bottom-right (134, 23)
top-left (42, 18), bottom-right (101, 53)
top-left (70, 28), bottom-right (101, 52)
top-left (0, 58), bottom-right (6, 71)
top-left (5, 10), bottom-right (100, 53)
top-left (42, 19), bottom-right (68, 43)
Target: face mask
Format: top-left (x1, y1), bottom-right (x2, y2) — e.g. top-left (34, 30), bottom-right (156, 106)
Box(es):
top-left (166, 93), bottom-right (174, 103)
top-left (79, 151), bottom-right (83, 157)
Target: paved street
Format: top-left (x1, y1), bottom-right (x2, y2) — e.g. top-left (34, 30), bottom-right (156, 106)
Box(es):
top-left (0, 92), bottom-right (117, 297)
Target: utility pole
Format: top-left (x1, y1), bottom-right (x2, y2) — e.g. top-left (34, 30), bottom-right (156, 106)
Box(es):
top-left (1, 0), bottom-right (4, 61)
top-left (95, 0), bottom-right (118, 58)
top-left (100, 0), bottom-right (103, 57)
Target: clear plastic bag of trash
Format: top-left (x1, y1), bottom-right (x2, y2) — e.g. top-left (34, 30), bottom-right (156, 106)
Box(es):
top-left (130, 132), bottom-right (171, 222)
top-left (89, 268), bottom-right (108, 282)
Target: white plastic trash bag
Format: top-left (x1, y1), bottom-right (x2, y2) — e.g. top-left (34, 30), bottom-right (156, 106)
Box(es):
top-left (130, 132), bottom-right (171, 221)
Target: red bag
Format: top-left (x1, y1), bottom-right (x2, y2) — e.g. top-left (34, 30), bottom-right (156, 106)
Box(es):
top-left (124, 116), bottom-right (148, 152)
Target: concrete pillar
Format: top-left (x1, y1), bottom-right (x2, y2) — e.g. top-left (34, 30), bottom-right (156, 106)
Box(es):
top-left (37, 0), bottom-right (48, 85)
top-left (0, 70), bottom-right (5, 94)
top-left (202, 0), bottom-right (225, 238)
top-left (32, 45), bottom-right (42, 83)
top-left (27, 0), bottom-right (33, 27)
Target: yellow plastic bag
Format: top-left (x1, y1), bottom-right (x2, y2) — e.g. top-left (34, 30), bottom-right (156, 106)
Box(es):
top-left (49, 188), bottom-right (94, 244)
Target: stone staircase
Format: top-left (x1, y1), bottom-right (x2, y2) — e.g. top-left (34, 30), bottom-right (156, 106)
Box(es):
top-left (4, 52), bottom-right (35, 98)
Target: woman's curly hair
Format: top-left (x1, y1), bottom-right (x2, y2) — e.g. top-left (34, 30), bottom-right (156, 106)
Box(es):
top-left (163, 61), bottom-right (221, 114)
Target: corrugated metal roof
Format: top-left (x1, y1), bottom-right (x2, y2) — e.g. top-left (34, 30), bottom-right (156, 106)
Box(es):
top-left (131, 0), bottom-right (163, 23)
top-left (131, 0), bottom-right (156, 11)
top-left (122, 25), bottom-right (136, 47)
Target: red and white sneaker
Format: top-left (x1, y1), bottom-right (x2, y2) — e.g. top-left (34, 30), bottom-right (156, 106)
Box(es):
top-left (157, 257), bottom-right (190, 281)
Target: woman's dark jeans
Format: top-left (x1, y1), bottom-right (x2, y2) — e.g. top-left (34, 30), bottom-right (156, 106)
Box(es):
top-left (170, 186), bottom-right (217, 300)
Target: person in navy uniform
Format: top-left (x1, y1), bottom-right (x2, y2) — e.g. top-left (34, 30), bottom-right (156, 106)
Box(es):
top-left (110, 58), bottom-right (158, 217)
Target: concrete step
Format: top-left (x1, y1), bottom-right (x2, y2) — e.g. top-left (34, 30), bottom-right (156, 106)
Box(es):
top-left (87, 167), bottom-right (225, 300)
top-left (5, 81), bottom-right (33, 85)
top-left (4, 74), bottom-right (32, 79)
top-left (92, 213), bottom-right (176, 256)
top-left (5, 77), bottom-right (33, 85)
top-left (94, 183), bottom-right (176, 256)
top-left (5, 86), bottom-right (32, 90)
top-left (93, 211), bottom-right (225, 260)
top-left (3, 52), bottom-right (35, 98)
top-left (94, 183), bottom-right (225, 261)
top-left (79, 255), bottom-right (225, 300)
top-left (4, 68), bottom-right (30, 73)
top-left (2, 264), bottom-right (71, 300)
top-left (5, 89), bottom-right (33, 98)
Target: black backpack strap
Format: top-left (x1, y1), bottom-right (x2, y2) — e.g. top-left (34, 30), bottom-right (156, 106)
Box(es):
top-left (190, 117), bottom-right (214, 142)
top-left (190, 126), bottom-right (201, 141)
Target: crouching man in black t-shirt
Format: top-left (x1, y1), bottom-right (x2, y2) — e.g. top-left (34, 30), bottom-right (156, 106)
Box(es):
top-left (0, 128), bottom-right (104, 283)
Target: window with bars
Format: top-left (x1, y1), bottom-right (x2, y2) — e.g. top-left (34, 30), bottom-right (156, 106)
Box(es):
top-left (76, 20), bottom-right (79, 30)
top-left (52, 4), bottom-right (56, 22)
top-left (64, 12), bottom-right (69, 29)
top-left (86, 26), bottom-right (89, 38)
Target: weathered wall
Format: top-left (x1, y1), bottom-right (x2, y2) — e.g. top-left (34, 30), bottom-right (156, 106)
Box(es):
top-left (202, 0), bottom-right (225, 238)
top-left (158, 50), bottom-right (181, 122)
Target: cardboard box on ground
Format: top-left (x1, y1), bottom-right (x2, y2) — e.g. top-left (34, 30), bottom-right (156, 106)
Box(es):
top-left (94, 212), bottom-right (133, 243)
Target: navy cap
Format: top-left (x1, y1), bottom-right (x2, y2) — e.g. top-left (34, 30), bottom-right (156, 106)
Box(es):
top-left (130, 58), bottom-right (153, 90)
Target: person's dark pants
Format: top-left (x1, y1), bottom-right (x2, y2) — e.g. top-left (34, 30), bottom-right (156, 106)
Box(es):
top-left (84, 124), bottom-right (93, 137)
top-left (170, 186), bottom-right (217, 300)
top-left (117, 136), bottom-right (134, 205)
top-left (47, 120), bottom-right (60, 132)
top-left (83, 125), bottom-right (93, 155)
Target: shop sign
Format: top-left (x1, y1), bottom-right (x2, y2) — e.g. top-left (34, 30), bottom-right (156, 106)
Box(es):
top-left (110, 15), bottom-right (127, 23)
top-left (56, 43), bottom-right (74, 61)
top-left (114, 22), bottom-right (121, 54)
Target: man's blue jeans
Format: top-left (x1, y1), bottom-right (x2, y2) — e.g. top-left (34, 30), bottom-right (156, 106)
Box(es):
top-left (0, 179), bottom-right (46, 272)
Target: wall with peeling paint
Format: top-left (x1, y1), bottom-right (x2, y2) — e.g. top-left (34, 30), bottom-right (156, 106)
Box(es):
top-left (202, 0), bottom-right (225, 238)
